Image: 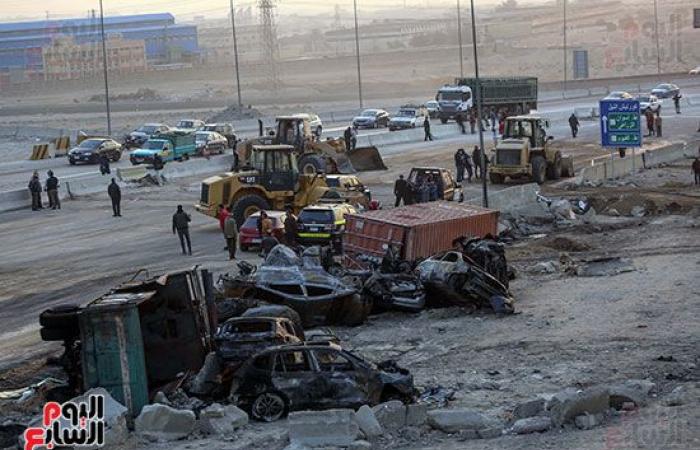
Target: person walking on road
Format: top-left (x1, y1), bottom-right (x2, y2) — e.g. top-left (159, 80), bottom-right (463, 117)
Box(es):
top-left (217, 204), bottom-right (230, 250)
top-left (568, 113), bottom-right (580, 138)
top-left (99, 154), bottom-right (111, 175)
top-left (394, 174), bottom-right (408, 207)
top-left (456, 113), bottom-right (466, 134)
top-left (423, 116), bottom-right (434, 141)
top-left (645, 110), bottom-right (655, 137)
top-left (693, 158), bottom-right (700, 185)
top-left (472, 145), bottom-right (489, 179)
top-left (454, 148), bottom-right (466, 183)
top-left (672, 92), bottom-right (682, 114)
top-left (172, 205), bottom-right (192, 255)
top-left (468, 111), bottom-right (476, 134)
top-left (224, 213), bottom-right (238, 260)
top-left (45, 170), bottom-right (60, 210)
top-left (107, 178), bottom-right (121, 217)
top-left (489, 109), bottom-right (498, 131)
top-left (344, 126), bottom-right (353, 152)
top-left (28, 172), bottom-right (42, 211)
top-left (655, 113), bottom-right (663, 138)
top-left (284, 207), bottom-right (298, 247)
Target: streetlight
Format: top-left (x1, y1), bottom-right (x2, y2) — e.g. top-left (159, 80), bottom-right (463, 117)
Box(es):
top-left (653, 0), bottom-right (661, 75)
top-left (353, 0), bottom-right (363, 108)
top-left (469, 0), bottom-right (488, 208)
top-left (98, 0), bottom-right (111, 136)
top-left (229, 0), bottom-right (243, 109)
top-left (563, 0), bottom-right (567, 96)
top-left (457, 0), bottom-right (464, 78)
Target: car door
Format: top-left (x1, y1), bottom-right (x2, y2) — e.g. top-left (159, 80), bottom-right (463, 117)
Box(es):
top-left (309, 348), bottom-right (370, 409)
top-left (270, 350), bottom-right (324, 410)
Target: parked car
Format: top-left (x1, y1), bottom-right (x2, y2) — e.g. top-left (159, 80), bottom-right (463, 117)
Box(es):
top-left (175, 119), bottom-right (205, 132)
top-left (425, 100), bottom-right (440, 118)
top-left (636, 94), bottom-right (661, 113)
top-left (352, 109), bottom-right (390, 129)
top-left (215, 317), bottom-right (302, 367)
top-left (603, 91), bottom-right (634, 100)
top-left (239, 211), bottom-right (287, 251)
top-left (293, 113), bottom-right (323, 138)
top-left (126, 123), bottom-right (170, 147)
top-left (388, 105), bottom-right (428, 131)
top-left (230, 342), bottom-right (416, 421)
top-left (325, 174), bottom-right (371, 201)
top-left (651, 83), bottom-right (680, 99)
top-left (202, 123), bottom-right (237, 148)
top-left (408, 167), bottom-right (457, 201)
top-left (690, 66), bottom-right (700, 75)
top-left (297, 202), bottom-right (358, 252)
top-left (68, 138), bottom-right (122, 165)
top-left (195, 131), bottom-right (228, 155)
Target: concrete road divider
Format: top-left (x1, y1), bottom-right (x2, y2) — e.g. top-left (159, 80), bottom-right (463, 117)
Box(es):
top-left (29, 144), bottom-right (50, 160)
top-left (464, 183), bottom-right (540, 216)
top-left (0, 189), bottom-right (32, 213)
top-left (53, 136), bottom-right (70, 157)
top-left (117, 166), bottom-right (148, 182)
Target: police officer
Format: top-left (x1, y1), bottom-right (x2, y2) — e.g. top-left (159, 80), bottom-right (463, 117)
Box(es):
top-left (172, 205), bottom-right (192, 255)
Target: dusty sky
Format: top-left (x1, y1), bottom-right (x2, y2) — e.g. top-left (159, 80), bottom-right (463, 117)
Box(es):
top-left (0, 0), bottom-right (508, 22)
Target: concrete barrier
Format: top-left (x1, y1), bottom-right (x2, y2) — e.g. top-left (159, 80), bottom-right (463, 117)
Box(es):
top-left (117, 166), bottom-right (148, 182)
top-left (464, 183), bottom-right (540, 215)
top-left (0, 189), bottom-right (31, 213)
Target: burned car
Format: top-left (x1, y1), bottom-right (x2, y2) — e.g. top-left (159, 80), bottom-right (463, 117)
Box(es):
top-left (215, 317), bottom-right (302, 367)
top-left (363, 271), bottom-right (426, 312)
top-left (220, 246), bottom-right (371, 328)
top-left (453, 235), bottom-right (510, 287)
top-left (229, 343), bottom-right (416, 421)
top-left (417, 251), bottom-right (515, 314)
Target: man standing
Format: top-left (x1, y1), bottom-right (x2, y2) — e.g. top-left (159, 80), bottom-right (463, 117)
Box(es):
top-left (344, 126), bottom-right (352, 152)
top-left (693, 157), bottom-right (700, 186)
top-left (468, 110), bottom-right (476, 134)
top-left (28, 173), bottom-right (42, 211)
top-left (172, 205), bottom-right (192, 255)
top-left (284, 207), bottom-right (298, 247)
top-left (672, 92), bottom-right (682, 114)
top-left (394, 174), bottom-right (408, 207)
top-left (107, 178), bottom-right (121, 217)
top-left (423, 116), bottom-right (433, 141)
top-left (568, 113), bottom-right (580, 138)
top-left (99, 154), bottom-right (111, 175)
top-left (218, 204), bottom-right (230, 250)
top-left (456, 113), bottom-right (466, 134)
top-left (645, 110), bottom-right (655, 137)
top-left (224, 213), bottom-right (238, 260)
top-left (655, 113), bottom-right (663, 138)
top-left (45, 170), bottom-right (60, 210)
top-left (473, 145), bottom-right (489, 179)
top-left (454, 149), bottom-right (466, 183)
top-left (489, 109), bottom-right (498, 131)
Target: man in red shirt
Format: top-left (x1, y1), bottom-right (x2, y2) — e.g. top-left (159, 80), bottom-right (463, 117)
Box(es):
top-left (217, 204), bottom-right (231, 250)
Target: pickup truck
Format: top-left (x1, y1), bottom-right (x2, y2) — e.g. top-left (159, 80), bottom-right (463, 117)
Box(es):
top-left (130, 131), bottom-right (196, 165)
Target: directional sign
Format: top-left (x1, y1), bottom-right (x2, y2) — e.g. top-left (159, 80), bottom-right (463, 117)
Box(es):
top-left (599, 100), bottom-right (642, 147)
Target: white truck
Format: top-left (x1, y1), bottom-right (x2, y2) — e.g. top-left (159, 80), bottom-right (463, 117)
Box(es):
top-left (436, 84), bottom-right (473, 123)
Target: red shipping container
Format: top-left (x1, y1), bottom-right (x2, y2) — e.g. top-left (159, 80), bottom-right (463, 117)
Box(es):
top-left (343, 201), bottom-right (499, 261)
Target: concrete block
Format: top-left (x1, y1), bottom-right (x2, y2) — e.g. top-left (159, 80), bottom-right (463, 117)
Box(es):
top-left (547, 387), bottom-right (610, 427)
top-left (511, 416), bottom-right (552, 434)
top-left (288, 409), bottom-right (360, 447)
top-left (405, 403), bottom-right (429, 427)
top-left (135, 404), bottom-right (196, 441)
top-left (355, 405), bottom-right (383, 438)
top-left (199, 403), bottom-right (249, 435)
top-left (512, 398), bottom-right (546, 420)
top-left (427, 409), bottom-right (497, 433)
top-left (348, 440), bottom-right (373, 450)
top-left (477, 427), bottom-right (502, 439)
top-left (371, 400), bottom-right (406, 430)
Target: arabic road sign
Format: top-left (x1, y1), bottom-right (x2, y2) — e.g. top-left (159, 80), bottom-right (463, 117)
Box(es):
top-left (599, 99), bottom-right (642, 147)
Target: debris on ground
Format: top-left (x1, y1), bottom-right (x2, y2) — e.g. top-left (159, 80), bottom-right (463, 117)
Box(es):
top-left (207, 104), bottom-right (261, 122)
top-left (573, 257), bottom-right (636, 277)
top-left (135, 403), bottom-right (196, 441)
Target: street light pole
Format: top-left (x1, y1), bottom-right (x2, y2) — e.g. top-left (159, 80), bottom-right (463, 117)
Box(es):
top-left (469, 0), bottom-right (487, 208)
top-left (353, 0), bottom-right (363, 108)
top-left (653, 0), bottom-right (661, 75)
top-left (563, 0), bottom-right (567, 96)
top-left (457, 0), bottom-right (464, 78)
top-left (98, 0), bottom-right (111, 136)
top-left (229, 0), bottom-right (243, 109)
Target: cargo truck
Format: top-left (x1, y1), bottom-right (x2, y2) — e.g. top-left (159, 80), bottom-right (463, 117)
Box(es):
top-left (130, 130), bottom-right (197, 165)
top-left (437, 77), bottom-right (538, 123)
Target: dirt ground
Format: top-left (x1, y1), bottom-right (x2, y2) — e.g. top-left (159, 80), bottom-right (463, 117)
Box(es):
top-left (1, 151), bottom-right (698, 449)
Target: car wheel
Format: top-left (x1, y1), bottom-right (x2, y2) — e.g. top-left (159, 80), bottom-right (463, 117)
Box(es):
top-left (251, 392), bottom-right (288, 422)
top-left (111, 151), bottom-right (121, 162)
top-left (69, 158), bottom-right (76, 165)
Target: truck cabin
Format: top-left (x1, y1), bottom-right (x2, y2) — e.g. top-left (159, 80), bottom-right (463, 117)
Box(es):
top-left (275, 117), bottom-right (308, 149)
top-left (502, 117), bottom-right (549, 149)
top-left (436, 86), bottom-right (472, 103)
top-left (249, 145), bottom-right (300, 192)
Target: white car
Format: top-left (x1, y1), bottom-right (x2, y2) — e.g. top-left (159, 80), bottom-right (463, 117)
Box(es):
top-left (425, 100), bottom-right (440, 118)
top-left (195, 131), bottom-right (228, 155)
top-left (175, 119), bottom-right (205, 132)
top-left (388, 105), bottom-right (428, 131)
top-left (688, 65), bottom-right (700, 75)
top-left (293, 113), bottom-right (323, 138)
top-left (603, 91), bottom-right (634, 100)
top-left (636, 94), bottom-right (661, 113)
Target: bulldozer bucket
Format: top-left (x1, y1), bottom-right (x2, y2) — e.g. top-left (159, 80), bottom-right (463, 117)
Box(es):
top-left (309, 140), bottom-right (356, 174)
top-left (347, 146), bottom-right (387, 172)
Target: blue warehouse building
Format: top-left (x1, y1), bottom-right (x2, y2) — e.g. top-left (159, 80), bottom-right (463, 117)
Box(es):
top-left (0, 13), bottom-right (199, 73)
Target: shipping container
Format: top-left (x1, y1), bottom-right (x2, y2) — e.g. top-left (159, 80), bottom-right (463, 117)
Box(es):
top-left (343, 201), bottom-right (499, 262)
top-left (455, 76), bottom-right (538, 112)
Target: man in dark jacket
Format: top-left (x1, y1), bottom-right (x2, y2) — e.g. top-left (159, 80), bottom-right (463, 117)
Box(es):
top-left (456, 113), bottom-right (466, 134)
top-left (99, 154), bottom-right (111, 175)
top-left (45, 170), bottom-right (60, 209)
top-left (423, 117), bottom-right (433, 141)
top-left (28, 173), bottom-right (42, 211)
top-left (394, 174), bottom-right (408, 207)
top-left (284, 207), bottom-right (298, 247)
top-left (692, 157), bottom-right (700, 185)
top-left (107, 178), bottom-right (121, 217)
top-left (673, 92), bottom-right (681, 114)
top-left (172, 205), bottom-right (192, 255)
top-left (568, 113), bottom-right (580, 138)
top-left (344, 127), bottom-right (353, 152)
top-left (224, 213), bottom-right (238, 260)
top-left (454, 148), bottom-right (466, 182)
top-left (473, 145), bottom-right (489, 179)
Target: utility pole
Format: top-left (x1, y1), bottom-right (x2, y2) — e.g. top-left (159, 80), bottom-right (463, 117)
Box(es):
top-left (469, 0), bottom-right (487, 208)
top-left (563, 0), bottom-right (567, 96)
top-left (353, 0), bottom-right (363, 108)
top-left (653, 0), bottom-right (661, 75)
top-left (229, 0), bottom-right (243, 109)
top-left (98, 0), bottom-right (112, 136)
top-left (457, 0), bottom-right (464, 78)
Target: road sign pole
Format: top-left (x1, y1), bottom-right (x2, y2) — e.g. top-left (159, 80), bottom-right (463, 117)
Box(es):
top-left (610, 149), bottom-right (614, 179)
top-left (631, 146), bottom-right (635, 175)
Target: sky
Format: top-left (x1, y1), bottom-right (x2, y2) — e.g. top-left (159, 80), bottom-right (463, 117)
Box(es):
top-left (0, 0), bottom-right (507, 22)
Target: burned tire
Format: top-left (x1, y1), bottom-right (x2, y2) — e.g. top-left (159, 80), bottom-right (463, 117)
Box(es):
top-left (40, 326), bottom-right (78, 342)
top-left (489, 173), bottom-right (505, 184)
top-left (251, 391), bottom-right (288, 422)
top-left (546, 154), bottom-right (562, 180)
top-left (298, 154), bottom-right (326, 175)
top-left (231, 194), bottom-right (270, 229)
top-left (531, 156), bottom-right (547, 185)
top-left (39, 304), bottom-right (80, 329)
top-left (243, 305), bottom-right (305, 339)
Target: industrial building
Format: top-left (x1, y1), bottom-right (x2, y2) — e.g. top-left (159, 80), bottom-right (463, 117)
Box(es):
top-left (0, 13), bottom-right (198, 78)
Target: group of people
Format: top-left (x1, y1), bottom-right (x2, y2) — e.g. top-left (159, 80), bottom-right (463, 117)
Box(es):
top-left (644, 109), bottom-right (664, 138)
top-left (454, 146), bottom-right (488, 183)
top-left (27, 170), bottom-right (61, 211)
top-left (393, 173), bottom-right (445, 206)
top-left (455, 107), bottom-right (508, 136)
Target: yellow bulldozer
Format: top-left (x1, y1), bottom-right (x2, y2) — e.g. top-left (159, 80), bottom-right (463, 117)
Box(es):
top-left (236, 116), bottom-right (387, 174)
top-left (195, 144), bottom-right (369, 227)
top-left (488, 116), bottom-right (574, 185)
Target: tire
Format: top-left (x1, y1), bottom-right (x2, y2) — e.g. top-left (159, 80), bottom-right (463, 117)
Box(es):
top-left (531, 156), bottom-right (547, 184)
top-left (111, 151), bottom-right (121, 162)
top-left (546, 154), bottom-right (562, 180)
top-left (489, 173), bottom-right (505, 184)
top-left (40, 304), bottom-right (80, 329)
top-left (40, 326), bottom-right (78, 342)
top-left (243, 305), bottom-right (305, 339)
top-left (251, 392), bottom-right (288, 422)
top-left (231, 194), bottom-right (271, 229)
top-left (69, 158), bottom-right (76, 165)
top-left (297, 154), bottom-right (326, 175)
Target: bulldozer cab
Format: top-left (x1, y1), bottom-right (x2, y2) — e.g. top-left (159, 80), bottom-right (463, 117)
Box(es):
top-left (502, 117), bottom-right (549, 150)
top-left (276, 117), bottom-right (310, 150)
top-left (250, 144), bottom-right (299, 192)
